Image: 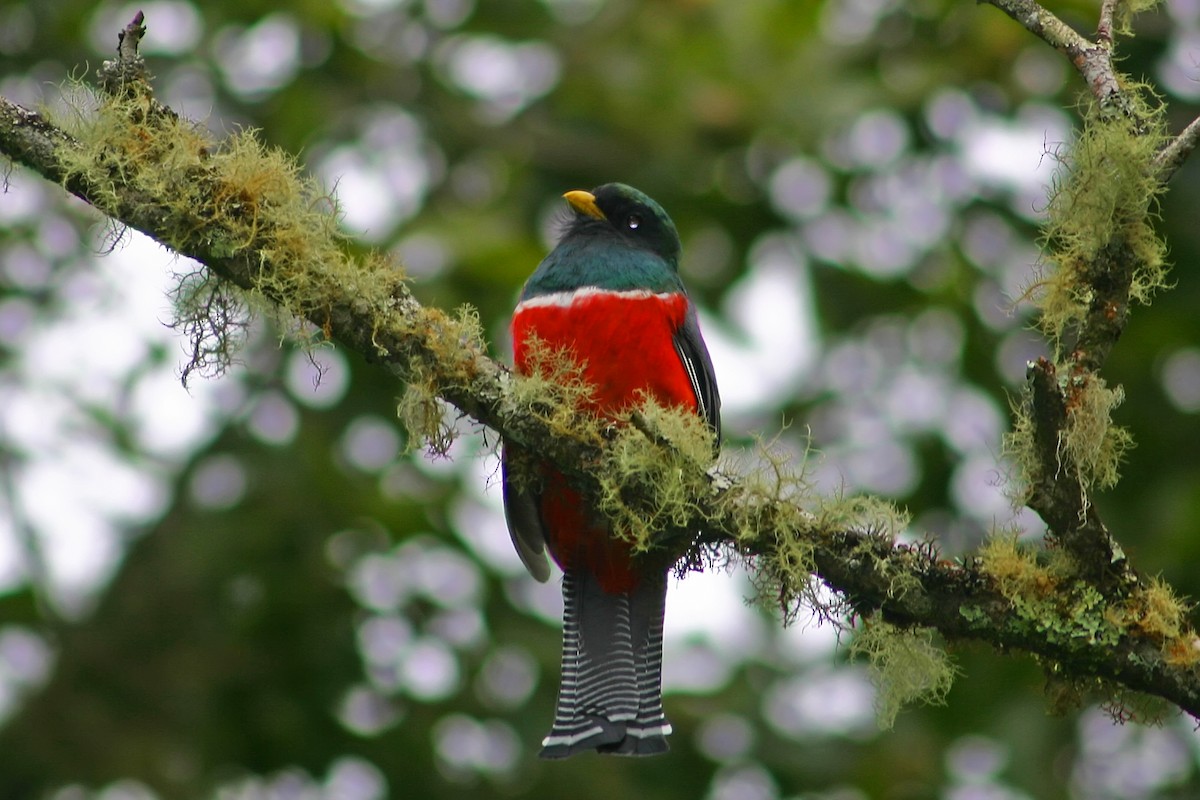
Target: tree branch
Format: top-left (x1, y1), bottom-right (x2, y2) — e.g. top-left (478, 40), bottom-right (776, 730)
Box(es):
top-left (975, 0), bottom-right (1174, 592)
top-left (1155, 114), bottom-right (1200, 183)
top-left (981, 0), bottom-right (1128, 115)
top-left (1096, 0), bottom-right (1119, 47)
top-left (981, 0), bottom-right (1197, 183)
top-left (1020, 357), bottom-right (1128, 587)
top-left (4, 10), bottom-right (1200, 722)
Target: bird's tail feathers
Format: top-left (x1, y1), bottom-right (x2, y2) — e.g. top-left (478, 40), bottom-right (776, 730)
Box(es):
top-left (539, 567), bottom-right (670, 758)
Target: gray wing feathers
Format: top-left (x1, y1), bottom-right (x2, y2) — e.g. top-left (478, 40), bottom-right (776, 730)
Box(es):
top-left (672, 302), bottom-right (721, 444)
top-left (501, 448), bottom-right (551, 583)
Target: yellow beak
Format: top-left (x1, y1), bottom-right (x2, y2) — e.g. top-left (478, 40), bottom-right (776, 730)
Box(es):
top-left (563, 190), bottom-right (605, 220)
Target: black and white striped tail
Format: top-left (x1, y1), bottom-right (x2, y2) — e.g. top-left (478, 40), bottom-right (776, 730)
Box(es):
top-left (539, 567), bottom-right (670, 759)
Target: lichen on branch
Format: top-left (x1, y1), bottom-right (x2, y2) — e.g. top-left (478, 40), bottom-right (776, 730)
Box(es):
top-left (34, 58), bottom-right (496, 449)
top-left (51, 79), bottom-right (412, 371)
top-left (1036, 84), bottom-right (1169, 357)
top-left (850, 618), bottom-right (958, 729)
top-left (1001, 65), bottom-right (1170, 586)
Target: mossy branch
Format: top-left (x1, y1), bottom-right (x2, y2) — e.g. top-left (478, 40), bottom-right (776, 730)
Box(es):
top-left (984, 1), bottom-right (1171, 590)
top-left (4, 9), bottom-right (1200, 725)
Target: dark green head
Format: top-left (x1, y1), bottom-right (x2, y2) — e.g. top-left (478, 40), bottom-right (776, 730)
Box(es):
top-left (522, 183), bottom-right (684, 298)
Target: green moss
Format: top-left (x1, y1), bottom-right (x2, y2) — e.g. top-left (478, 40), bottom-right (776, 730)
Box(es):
top-left (503, 333), bottom-right (599, 439)
top-left (596, 397), bottom-right (718, 552)
top-left (959, 603), bottom-right (988, 628)
top-left (850, 618), bottom-right (957, 729)
top-left (979, 534), bottom-right (1055, 601)
top-left (718, 435), bottom-right (820, 620)
top-left (814, 492), bottom-right (909, 544)
top-left (1108, 577), bottom-right (1200, 668)
top-left (53, 90), bottom-right (279, 381)
top-left (1007, 78), bottom-right (1170, 499)
top-left (1003, 372), bottom-right (1133, 499)
top-left (720, 440), bottom-right (913, 623)
top-left (1001, 396), bottom-right (1037, 504)
top-left (396, 369), bottom-right (456, 456)
top-left (1037, 83), bottom-right (1169, 347)
top-left (1061, 376), bottom-right (1134, 492)
top-left (51, 77), bottom-right (497, 448)
top-left (726, 433), bottom-right (816, 545)
top-left (1115, 0), bottom-right (1162, 35)
top-left (826, 493), bottom-right (919, 602)
top-left (978, 535), bottom-right (1122, 649)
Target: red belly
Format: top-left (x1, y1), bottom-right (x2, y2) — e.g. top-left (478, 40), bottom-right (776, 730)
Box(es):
top-left (512, 290), bottom-right (697, 592)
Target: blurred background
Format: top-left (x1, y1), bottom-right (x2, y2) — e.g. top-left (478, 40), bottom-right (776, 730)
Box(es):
top-left (2, 0), bottom-right (1200, 797)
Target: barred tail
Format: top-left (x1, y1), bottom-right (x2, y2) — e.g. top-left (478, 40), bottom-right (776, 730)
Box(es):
top-left (539, 567), bottom-right (671, 759)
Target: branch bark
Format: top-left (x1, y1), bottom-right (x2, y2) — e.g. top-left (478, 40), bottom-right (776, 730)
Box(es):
top-left (982, 0), bottom-right (1128, 115)
top-left (3, 9), bottom-right (1200, 721)
top-left (1155, 113), bottom-right (1200, 182)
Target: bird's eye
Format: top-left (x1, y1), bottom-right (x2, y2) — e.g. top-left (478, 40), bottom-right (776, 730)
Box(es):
top-left (627, 215), bottom-right (641, 230)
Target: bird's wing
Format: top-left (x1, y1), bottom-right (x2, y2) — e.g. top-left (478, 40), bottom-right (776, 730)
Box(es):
top-left (673, 302), bottom-right (722, 446)
top-left (501, 447), bottom-right (552, 582)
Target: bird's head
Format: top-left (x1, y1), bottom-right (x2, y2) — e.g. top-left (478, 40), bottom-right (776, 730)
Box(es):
top-left (561, 183), bottom-right (681, 270)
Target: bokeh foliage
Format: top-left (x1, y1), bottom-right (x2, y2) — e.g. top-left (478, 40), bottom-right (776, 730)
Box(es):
top-left (4, 0), bottom-right (1200, 798)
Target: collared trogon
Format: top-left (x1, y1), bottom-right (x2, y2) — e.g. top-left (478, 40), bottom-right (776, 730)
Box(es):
top-left (502, 183), bottom-right (721, 758)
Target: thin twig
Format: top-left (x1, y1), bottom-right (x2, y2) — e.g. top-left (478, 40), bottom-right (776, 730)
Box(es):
top-left (1097, 0), bottom-right (1118, 47)
top-left (1023, 359), bottom-right (1131, 589)
top-left (981, 0), bottom-right (1127, 114)
top-left (98, 12), bottom-right (147, 93)
top-left (1155, 114), bottom-right (1200, 183)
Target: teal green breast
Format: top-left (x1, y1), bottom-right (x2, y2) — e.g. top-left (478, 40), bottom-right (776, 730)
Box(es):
top-left (522, 237), bottom-right (684, 298)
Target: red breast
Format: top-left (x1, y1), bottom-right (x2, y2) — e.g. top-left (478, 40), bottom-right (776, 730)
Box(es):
top-left (512, 289), bottom-right (697, 592)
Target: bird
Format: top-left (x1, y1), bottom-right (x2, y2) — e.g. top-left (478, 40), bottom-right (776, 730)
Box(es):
top-left (502, 183), bottom-right (721, 758)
